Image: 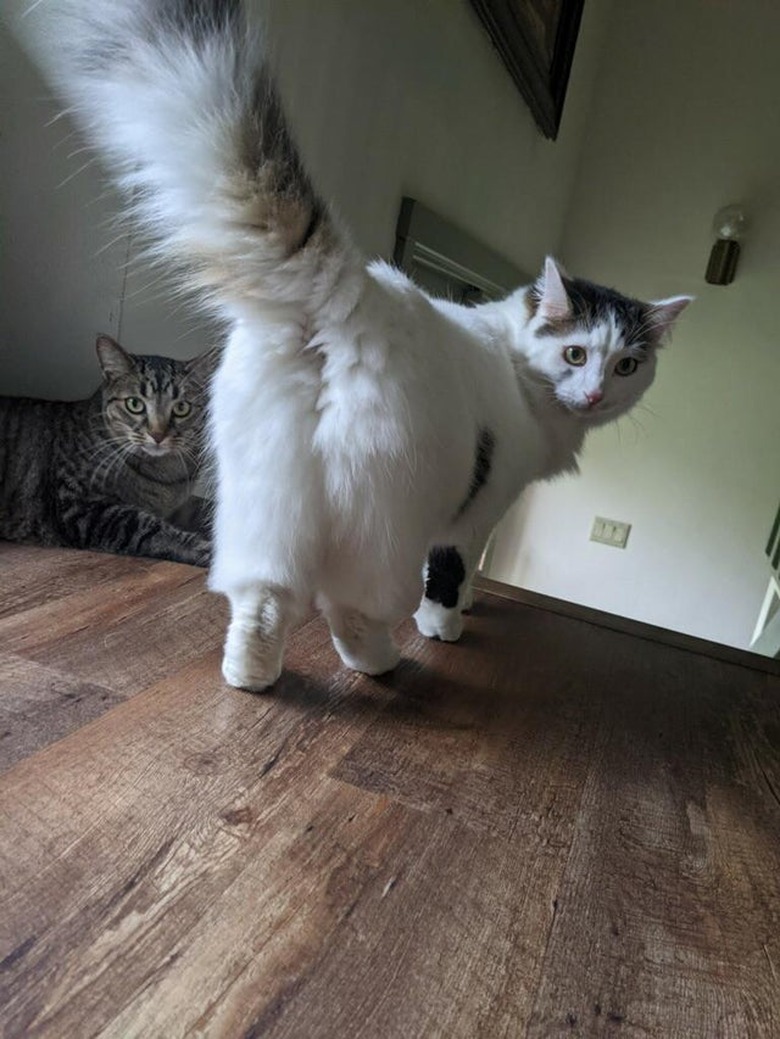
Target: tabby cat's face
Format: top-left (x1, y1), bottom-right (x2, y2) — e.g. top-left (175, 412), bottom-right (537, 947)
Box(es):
top-left (96, 336), bottom-right (216, 459)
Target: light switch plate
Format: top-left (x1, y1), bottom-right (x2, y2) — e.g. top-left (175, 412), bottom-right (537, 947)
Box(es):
top-left (591, 516), bottom-right (631, 549)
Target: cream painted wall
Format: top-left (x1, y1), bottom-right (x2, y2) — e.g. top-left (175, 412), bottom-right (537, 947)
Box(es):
top-left (0, 25), bottom-right (217, 398)
top-left (1, 0), bottom-right (610, 398)
top-left (488, 0), bottom-right (780, 651)
top-left (0, 28), bottom-right (127, 399)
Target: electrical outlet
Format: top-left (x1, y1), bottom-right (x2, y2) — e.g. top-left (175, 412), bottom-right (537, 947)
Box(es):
top-left (590, 516), bottom-right (631, 549)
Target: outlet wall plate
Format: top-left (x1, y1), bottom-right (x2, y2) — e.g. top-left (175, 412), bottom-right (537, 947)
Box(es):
top-left (591, 516), bottom-right (631, 549)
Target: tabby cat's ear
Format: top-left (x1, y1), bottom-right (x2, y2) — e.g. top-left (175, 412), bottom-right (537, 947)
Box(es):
top-left (646, 296), bottom-right (693, 341)
top-left (96, 335), bottom-right (134, 378)
top-left (535, 257), bottom-right (572, 321)
top-left (187, 344), bottom-right (222, 381)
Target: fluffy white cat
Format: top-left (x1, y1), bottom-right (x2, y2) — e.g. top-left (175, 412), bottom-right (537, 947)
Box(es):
top-left (17, 0), bottom-right (690, 689)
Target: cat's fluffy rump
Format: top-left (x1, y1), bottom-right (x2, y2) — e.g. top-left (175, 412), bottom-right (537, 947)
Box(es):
top-left (209, 264), bottom-right (542, 620)
top-left (17, 0), bottom-right (691, 689)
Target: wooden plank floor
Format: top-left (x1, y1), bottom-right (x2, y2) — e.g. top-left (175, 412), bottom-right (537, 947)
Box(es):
top-left (0, 543), bottom-right (778, 1038)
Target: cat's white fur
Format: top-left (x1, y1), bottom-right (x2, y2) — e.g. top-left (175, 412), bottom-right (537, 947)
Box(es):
top-left (17, 1), bottom-right (690, 688)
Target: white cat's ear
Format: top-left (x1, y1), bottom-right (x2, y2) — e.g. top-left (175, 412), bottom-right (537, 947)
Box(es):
top-left (96, 334), bottom-right (134, 378)
top-left (535, 257), bottom-right (572, 320)
top-left (647, 296), bottom-right (693, 339)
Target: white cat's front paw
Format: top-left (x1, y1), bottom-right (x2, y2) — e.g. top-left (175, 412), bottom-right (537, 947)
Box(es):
top-left (414, 599), bottom-right (464, 642)
top-left (221, 652), bottom-right (282, 692)
top-left (221, 631), bottom-right (283, 692)
top-left (222, 587), bottom-right (292, 692)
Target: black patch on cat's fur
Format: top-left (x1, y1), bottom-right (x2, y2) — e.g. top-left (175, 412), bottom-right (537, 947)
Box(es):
top-left (456, 427), bottom-right (495, 518)
top-left (297, 203), bottom-right (325, 251)
top-left (425, 547), bottom-right (466, 609)
top-left (534, 278), bottom-right (653, 349)
top-left (80, 1), bottom-right (244, 75)
top-left (157, 0), bottom-right (242, 35)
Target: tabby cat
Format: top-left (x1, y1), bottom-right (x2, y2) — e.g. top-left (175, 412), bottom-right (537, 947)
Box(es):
top-left (18, 1), bottom-right (690, 690)
top-left (0, 335), bottom-right (215, 566)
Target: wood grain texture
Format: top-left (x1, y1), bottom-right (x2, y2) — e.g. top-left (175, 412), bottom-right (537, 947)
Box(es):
top-left (0, 654), bottom-right (121, 772)
top-left (0, 543), bottom-right (148, 620)
top-left (0, 544), bottom-right (778, 1038)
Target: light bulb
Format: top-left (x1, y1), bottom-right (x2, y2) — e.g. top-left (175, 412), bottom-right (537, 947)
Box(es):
top-left (712, 204), bottom-right (746, 241)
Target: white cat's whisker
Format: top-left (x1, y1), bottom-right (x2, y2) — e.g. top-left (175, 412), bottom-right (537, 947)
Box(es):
top-left (56, 157), bottom-right (98, 190)
top-left (94, 229), bottom-right (135, 259)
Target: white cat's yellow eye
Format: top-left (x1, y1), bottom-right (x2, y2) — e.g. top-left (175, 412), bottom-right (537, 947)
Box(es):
top-left (172, 400), bottom-right (192, 418)
top-left (615, 357), bottom-right (638, 376)
top-left (125, 397), bottom-right (145, 414)
top-left (563, 346), bottom-right (587, 366)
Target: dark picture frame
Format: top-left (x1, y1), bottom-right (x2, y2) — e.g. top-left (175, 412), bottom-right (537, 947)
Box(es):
top-left (470, 0), bottom-right (585, 140)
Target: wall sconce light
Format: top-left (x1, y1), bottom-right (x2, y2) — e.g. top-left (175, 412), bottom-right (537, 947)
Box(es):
top-left (705, 204), bottom-right (746, 285)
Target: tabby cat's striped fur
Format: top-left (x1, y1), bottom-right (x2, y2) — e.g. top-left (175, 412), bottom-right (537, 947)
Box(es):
top-left (0, 336), bottom-right (215, 566)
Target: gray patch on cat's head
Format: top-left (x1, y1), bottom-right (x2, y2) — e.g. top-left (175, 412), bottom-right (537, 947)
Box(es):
top-left (532, 277), bottom-right (658, 351)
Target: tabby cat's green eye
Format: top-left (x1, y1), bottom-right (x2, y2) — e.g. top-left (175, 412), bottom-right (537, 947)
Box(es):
top-left (125, 397), bottom-right (145, 414)
top-left (563, 346), bottom-right (587, 366)
top-left (172, 400), bottom-right (192, 418)
top-left (615, 357), bottom-right (638, 376)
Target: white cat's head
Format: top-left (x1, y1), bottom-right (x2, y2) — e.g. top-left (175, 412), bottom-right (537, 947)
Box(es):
top-left (517, 258), bottom-right (691, 424)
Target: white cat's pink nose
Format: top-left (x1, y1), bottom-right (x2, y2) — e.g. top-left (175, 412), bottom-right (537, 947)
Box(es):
top-left (586, 390), bottom-right (603, 407)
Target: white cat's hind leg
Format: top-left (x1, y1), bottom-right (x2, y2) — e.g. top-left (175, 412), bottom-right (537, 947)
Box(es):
top-left (321, 603), bottom-right (401, 676)
top-left (222, 584), bottom-right (302, 692)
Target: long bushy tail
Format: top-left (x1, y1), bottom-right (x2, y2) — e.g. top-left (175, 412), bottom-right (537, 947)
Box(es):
top-left (20, 0), bottom-right (352, 316)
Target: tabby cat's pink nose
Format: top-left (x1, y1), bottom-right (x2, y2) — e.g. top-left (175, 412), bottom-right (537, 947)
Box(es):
top-left (586, 390), bottom-right (603, 407)
top-left (150, 430), bottom-right (166, 443)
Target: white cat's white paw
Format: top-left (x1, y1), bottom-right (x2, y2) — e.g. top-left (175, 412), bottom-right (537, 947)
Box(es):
top-left (332, 633), bottom-right (401, 676)
top-left (221, 586), bottom-right (294, 692)
top-left (221, 651), bottom-right (282, 692)
top-left (414, 599), bottom-right (464, 642)
top-left (221, 630), bottom-right (284, 692)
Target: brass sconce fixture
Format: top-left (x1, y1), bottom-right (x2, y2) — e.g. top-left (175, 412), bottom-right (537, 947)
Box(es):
top-left (705, 204), bottom-right (746, 285)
